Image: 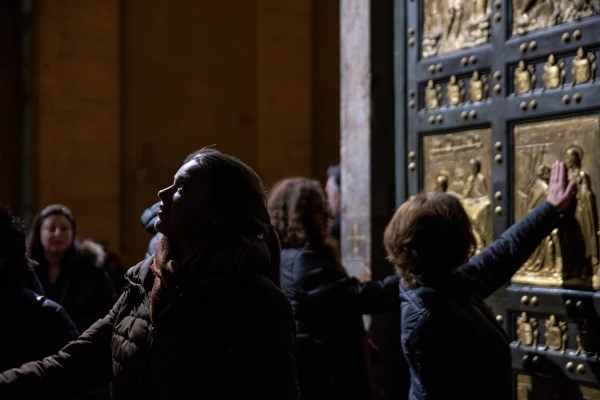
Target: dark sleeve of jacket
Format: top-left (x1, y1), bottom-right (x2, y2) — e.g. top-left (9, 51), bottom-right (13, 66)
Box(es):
top-left (0, 292), bottom-right (126, 398)
top-left (140, 202), bottom-right (160, 235)
top-left (289, 250), bottom-right (399, 315)
top-left (226, 279), bottom-right (299, 400)
top-left (37, 296), bottom-right (80, 354)
top-left (460, 201), bottom-right (560, 298)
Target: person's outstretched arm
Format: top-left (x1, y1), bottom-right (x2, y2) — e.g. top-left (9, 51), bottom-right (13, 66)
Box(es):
top-left (289, 250), bottom-right (399, 315)
top-left (0, 292), bottom-right (126, 398)
top-left (461, 161), bottom-right (576, 298)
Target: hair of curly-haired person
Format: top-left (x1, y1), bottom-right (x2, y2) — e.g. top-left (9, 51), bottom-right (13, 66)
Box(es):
top-left (383, 192), bottom-right (475, 289)
top-left (268, 177), bottom-right (329, 250)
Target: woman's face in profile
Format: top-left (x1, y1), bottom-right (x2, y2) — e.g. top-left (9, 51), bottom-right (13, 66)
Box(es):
top-left (40, 215), bottom-right (74, 256)
top-left (155, 160), bottom-right (214, 241)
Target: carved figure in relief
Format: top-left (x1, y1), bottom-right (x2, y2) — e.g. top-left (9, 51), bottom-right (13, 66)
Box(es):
top-left (515, 61), bottom-right (536, 94)
top-left (463, 159), bottom-right (488, 199)
top-left (449, 168), bottom-right (466, 197)
top-left (542, 54), bottom-right (566, 90)
top-left (518, 164), bottom-right (562, 274)
top-left (543, 315), bottom-right (567, 353)
top-left (562, 0), bottom-right (598, 22)
top-left (446, 75), bottom-right (465, 106)
top-left (422, 0), bottom-right (443, 58)
top-left (435, 171), bottom-right (449, 192)
top-left (465, 0), bottom-right (491, 46)
top-left (513, 0), bottom-right (560, 35)
top-left (566, 145), bottom-right (599, 268)
top-left (446, 0), bottom-right (464, 44)
top-left (425, 80), bottom-right (443, 109)
top-left (572, 47), bottom-right (597, 86)
top-left (469, 71), bottom-right (488, 103)
top-left (516, 312), bottom-right (539, 347)
top-left (462, 159), bottom-right (491, 251)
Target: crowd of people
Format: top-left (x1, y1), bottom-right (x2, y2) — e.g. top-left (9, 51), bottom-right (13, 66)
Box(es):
top-left (0, 147), bottom-right (575, 400)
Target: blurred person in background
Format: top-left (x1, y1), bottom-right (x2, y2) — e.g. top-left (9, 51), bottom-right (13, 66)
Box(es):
top-left (28, 205), bottom-right (117, 332)
top-left (0, 204), bottom-right (79, 372)
top-left (268, 177), bottom-right (399, 400)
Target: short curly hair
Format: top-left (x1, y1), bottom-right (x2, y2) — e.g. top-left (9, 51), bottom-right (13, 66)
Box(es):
top-left (267, 178), bottom-right (328, 249)
top-left (383, 192), bottom-right (475, 289)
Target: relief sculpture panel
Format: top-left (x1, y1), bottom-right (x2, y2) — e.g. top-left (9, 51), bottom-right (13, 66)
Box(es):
top-left (422, 0), bottom-right (491, 58)
top-left (423, 129), bottom-right (492, 252)
top-left (512, 115), bottom-right (600, 289)
top-left (512, 0), bottom-right (599, 36)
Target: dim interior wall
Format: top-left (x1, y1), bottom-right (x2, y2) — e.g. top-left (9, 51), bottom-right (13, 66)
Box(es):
top-left (257, 0), bottom-right (313, 188)
top-left (120, 0), bottom-right (259, 266)
top-left (0, 0), bottom-right (21, 214)
top-left (31, 0), bottom-right (340, 267)
top-left (31, 0), bottom-right (121, 250)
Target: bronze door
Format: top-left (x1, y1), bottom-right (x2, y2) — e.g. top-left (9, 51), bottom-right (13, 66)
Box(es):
top-left (396, 0), bottom-right (600, 398)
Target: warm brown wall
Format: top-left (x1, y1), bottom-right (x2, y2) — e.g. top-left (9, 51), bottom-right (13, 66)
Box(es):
top-left (311, 0), bottom-right (340, 184)
top-left (31, 0), bottom-right (121, 250)
top-left (120, 0), bottom-right (259, 265)
top-left (257, 0), bottom-right (312, 187)
top-left (0, 0), bottom-right (22, 214)
top-left (30, 0), bottom-right (340, 267)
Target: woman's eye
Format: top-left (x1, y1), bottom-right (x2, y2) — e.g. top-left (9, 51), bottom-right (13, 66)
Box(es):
top-left (178, 184), bottom-right (187, 191)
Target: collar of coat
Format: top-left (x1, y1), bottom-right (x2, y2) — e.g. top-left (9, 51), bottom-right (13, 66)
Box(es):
top-left (126, 234), bottom-right (274, 295)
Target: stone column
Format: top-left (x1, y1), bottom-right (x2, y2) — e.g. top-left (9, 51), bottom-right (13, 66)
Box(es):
top-left (340, 0), bottom-right (371, 277)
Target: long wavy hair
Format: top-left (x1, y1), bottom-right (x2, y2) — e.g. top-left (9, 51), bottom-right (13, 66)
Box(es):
top-left (187, 148), bottom-right (282, 287)
top-left (27, 204), bottom-right (79, 269)
top-left (267, 177), bottom-right (343, 270)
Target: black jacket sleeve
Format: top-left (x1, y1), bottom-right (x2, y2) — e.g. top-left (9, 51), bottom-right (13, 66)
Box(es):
top-left (0, 291), bottom-right (126, 398)
top-left (140, 202), bottom-right (161, 235)
top-left (290, 250), bottom-right (399, 315)
top-left (460, 202), bottom-right (560, 298)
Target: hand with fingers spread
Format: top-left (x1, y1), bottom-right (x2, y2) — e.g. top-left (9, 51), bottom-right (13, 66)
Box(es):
top-left (547, 161), bottom-right (577, 213)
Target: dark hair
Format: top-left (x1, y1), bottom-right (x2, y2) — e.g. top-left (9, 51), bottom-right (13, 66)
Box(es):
top-left (268, 177), bottom-right (328, 249)
top-left (0, 205), bottom-right (35, 283)
top-left (28, 204), bottom-right (78, 267)
top-left (191, 148), bottom-right (281, 286)
top-left (383, 192), bottom-right (475, 289)
top-left (327, 165), bottom-right (341, 189)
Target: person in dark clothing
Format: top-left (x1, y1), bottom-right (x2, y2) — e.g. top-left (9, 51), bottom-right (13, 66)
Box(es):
top-left (325, 164), bottom-right (341, 242)
top-left (0, 204), bottom-right (79, 372)
top-left (268, 177), bottom-right (399, 400)
top-left (140, 201), bottom-right (162, 259)
top-left (0, 148), bottom-right (298, 400)
top-left (28, 205), bottom-right (117, 332)
top-left (383, 161), bottom-right (576, 400)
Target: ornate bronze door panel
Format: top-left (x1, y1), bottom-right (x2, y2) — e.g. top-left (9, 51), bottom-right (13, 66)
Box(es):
top-left (397, 0), bottom-right (600, 397)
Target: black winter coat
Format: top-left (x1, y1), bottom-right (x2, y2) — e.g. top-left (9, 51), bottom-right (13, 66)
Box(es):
top-left (400, 202), bottom-right (560, 400)
top-left (0, 243), bottom-right (299, 400)
top-left (281, 247), bottom-right (399, 400)
top-left (36, 241), bottom-right (117, 332)
top-left (0, 283), bottom-right (79, 372)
